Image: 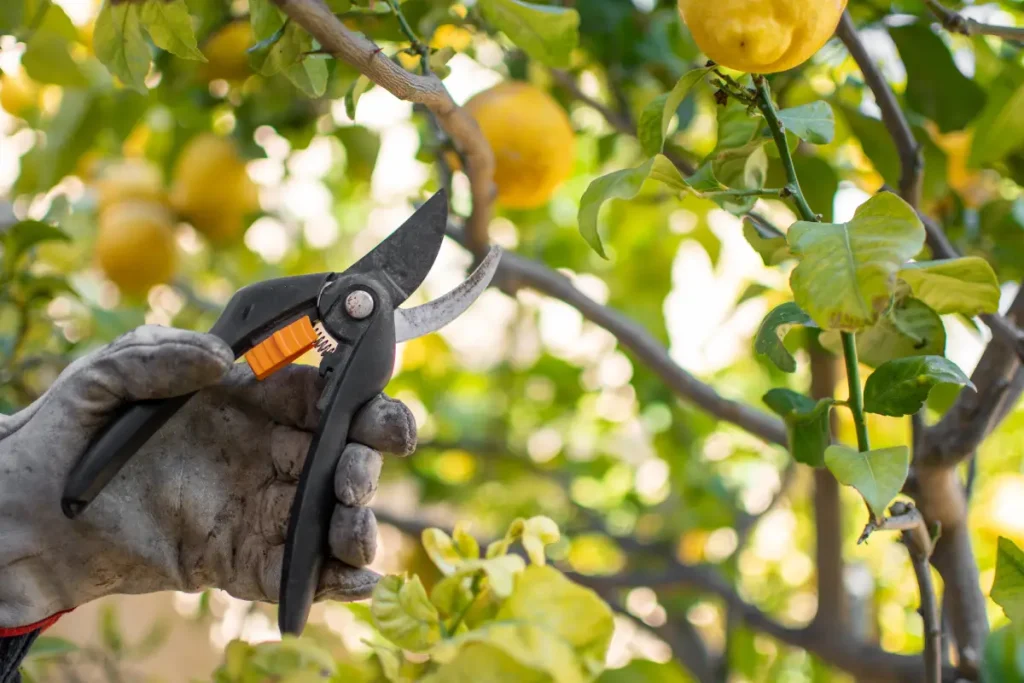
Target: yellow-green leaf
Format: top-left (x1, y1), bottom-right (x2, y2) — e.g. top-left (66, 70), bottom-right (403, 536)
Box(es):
top-left (824, 445), bottom-right (910, 521)
top-left (898, 257), bottom-right (1001, 316)
top-left (819, 297), bottom-right (946, 368)
top-left (521, 516), bottom-right (560, 566)
top-left (788, 193), bottom-right (925, 330)
top-left (992, 537), bottom-right (1024, 627)
top-left (420, 643), bottom-right (549, 683)
top-left (499, 565), bottom-right (614, 676)
top-left (371, 575), bottom-right (441, 652)
top-left (863, 355), bottom-right (973, 417)
top-left (138, 0), bottom-right (206, 62)
top-left (94, 2), bottom-right (151, 93)
top-left (422, 528), bottom-right (464, 575)
top-left (452, 521), bottom-right (480, 560)
top-left (777, 101), bottom-right (835, 145)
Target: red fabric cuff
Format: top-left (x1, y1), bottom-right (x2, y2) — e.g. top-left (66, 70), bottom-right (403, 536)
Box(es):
top-left (0, 610), bottom-right (72, 638)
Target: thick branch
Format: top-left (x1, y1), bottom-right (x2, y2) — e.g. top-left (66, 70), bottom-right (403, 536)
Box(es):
top-left (273, 0), bottom-right (495, 253)
top-left (835, 11), bottom-right (923, 209)
top-left (925, 0), bottom-right (1024, 42)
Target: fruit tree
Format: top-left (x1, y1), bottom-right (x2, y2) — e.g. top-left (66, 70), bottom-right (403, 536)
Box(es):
top-left (2, 0), bottom-right (1024, 681)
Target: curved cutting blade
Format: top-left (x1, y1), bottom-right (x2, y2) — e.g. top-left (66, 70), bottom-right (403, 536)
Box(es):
top-left (347, 190), bottom-right (449, 306)
top-left (394, 246), bottom-right (502, 343)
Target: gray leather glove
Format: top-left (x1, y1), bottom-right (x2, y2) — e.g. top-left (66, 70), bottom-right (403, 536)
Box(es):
top-left (0, 325), bottom-right (416, 628)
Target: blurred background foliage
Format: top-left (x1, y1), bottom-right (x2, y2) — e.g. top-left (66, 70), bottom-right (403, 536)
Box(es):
top-left (2, 0), bottom-right (1024, 680)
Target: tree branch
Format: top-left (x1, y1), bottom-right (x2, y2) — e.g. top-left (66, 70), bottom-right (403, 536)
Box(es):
top-left (890, 505), bottom-right (942, 683)
top-left (835, 11), bottom-right (923, 209)
top-left (272, 0), bottom-right (496, 253)
top-left (925, 0), bottom-right (1024, 42)
top-left (476, 238), bottom-right (788, 446)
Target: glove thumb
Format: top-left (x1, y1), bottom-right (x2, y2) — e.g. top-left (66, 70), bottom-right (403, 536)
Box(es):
top-left (58, 325), bottom-right (235, 422)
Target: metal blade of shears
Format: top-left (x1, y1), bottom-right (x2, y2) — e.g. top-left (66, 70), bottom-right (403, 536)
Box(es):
top-left (344, 190), bottom-right (449, 307)
top-left (394, 246), bottom-right (502, 343)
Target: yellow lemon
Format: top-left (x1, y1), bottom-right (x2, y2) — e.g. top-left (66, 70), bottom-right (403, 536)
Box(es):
top-left (170, 133), bottom-right (258, 244)
top-left (96, 200), bottom-right (177, 295)
top-left (462, 82), bottom-right (576, 209)
top-left (678, 0), bottom-right (848, 74)
top-left (430, 24), bottom-right (473, 52)
top-left (0, 69), bottom-right (40, 118)
top-left (201, 20), bottom-right (253, 82)
top-left (93, 158), bottom-right (166, 213)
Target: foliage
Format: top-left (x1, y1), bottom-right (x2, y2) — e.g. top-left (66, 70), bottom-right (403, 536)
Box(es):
top-left (212, 518), bottom-right (613, 682)
top-left (3, 0), bottom-right (1024, 680)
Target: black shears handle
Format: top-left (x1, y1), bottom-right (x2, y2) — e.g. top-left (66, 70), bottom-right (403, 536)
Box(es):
top-left (61, 273), bottom-right (330, 518)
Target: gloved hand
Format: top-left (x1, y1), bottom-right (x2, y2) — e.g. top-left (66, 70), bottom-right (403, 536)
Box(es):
top-left (0, 325), bottom-right (416, 628)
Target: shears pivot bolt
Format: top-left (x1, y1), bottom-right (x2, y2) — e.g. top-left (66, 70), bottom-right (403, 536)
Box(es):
top-left (345, 290), bottom-right (374, 319)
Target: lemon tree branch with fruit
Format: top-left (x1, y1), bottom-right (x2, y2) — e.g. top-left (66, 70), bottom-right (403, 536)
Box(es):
top-left (4, 0), bottom-right (1024, 681)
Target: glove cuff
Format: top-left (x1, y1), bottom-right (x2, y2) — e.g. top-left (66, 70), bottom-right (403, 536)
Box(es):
top-left (0, 610), bottom-right (71, 683)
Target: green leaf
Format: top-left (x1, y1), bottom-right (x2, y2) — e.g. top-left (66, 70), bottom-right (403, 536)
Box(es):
top-left (778, 101), bottom-right (835, 144)
top-left (452, 521), bottom-right (480, 560)
top-left (763, 389), bottom-right (834, 468)
top-left (477, 0), bottom-right (579, 68)
top-left (25, 636), bottom-right (78, 660)
top-left (285, 57), bottom-right (328, 98)
top-left (889, 23), bottom-right (985, 133)
top-left (430, 625), bottom-right (584, 683)
top-left (824, 445), bottom-right (910, 522)
top-left (22, 35), bottom-right (88, 87)
top-left (898, 257), bottom-right (1001, 316)
top-left (993, 537), bottom-right (1024, 627)
top-left (969, 64), bottom-right (1024, 168)
top-left (2, 220), bottom-right (70, 272)
top-left (864, 355), bottom-right (973, 416)
top-left (94, 2), bottom-right (151, 92)
top-left (371, 574), bottom-right (441, 652)
top-left (754, 302), bottom-right (814, 373)
top-left (100, 604), bottom-right (124, 654)
top-left (742, 214), bottom-right (790, 265)
top-left (578, 155), bottom-right (688, 258)
top-left (248, 0), bottom-right (310, 76)
top-left (0, 1), bottom-right (23, 34)
top-left (981, 626), bottom-right (1024, 683)
top-left (788, 193), bottom-right (925, 330)
top-left (637, 67), bottom-right (711, 156)
top-left (344, 74), bottom-right (372, 120)
top-left (820, 297), bottom-right (946, 367)
top-left (138, 0), bottom-right (206, 62)
top-left (520, 516), bottom-right (560, 566)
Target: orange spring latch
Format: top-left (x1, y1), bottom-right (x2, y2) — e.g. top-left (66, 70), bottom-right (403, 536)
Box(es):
top-left (244, 316), bottom-right (318, 380)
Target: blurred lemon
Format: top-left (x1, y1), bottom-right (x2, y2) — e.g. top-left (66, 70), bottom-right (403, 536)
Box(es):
top-left (430, 24), bottom-right (473, 51)
top-left (931, 129), bottom-right (997, 208)
top-left (94, 158), bottom-right (166, 212)
top-left (462, 82), bottom-right (576, 209)
top-left (170, 133), bottom-right (258, 244)
top-left (201, 20), bottom-right (253, 82)
top-left (0, 69), bottom-right (41, 118)
top-left (96, 200), bottom-right (177, 295)
top-left (678, 0), bottom-right (848, 74)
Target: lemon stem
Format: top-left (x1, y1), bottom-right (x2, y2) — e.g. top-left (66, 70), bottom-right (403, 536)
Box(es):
top-left (753, 74), bottom-right (870, 453)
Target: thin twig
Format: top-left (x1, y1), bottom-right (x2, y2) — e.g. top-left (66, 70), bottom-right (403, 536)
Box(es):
top-left (273, 0), bottom-right (496, 254)
top-left (835, 12), bottom-right (923, 209)
top-left (925, 0), bottom-right (1024, 42)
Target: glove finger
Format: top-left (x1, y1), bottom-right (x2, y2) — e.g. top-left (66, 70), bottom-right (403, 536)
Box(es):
top-left (350, 394), bottom-right (417, 456)
top-left (270, 425), bottom-right (313, 482)
top-left (258, 544), bottom-right (379, 602)
top-left (329, 506), bottom-right (378, 567)
top-left (335, 443), bottom-right (382, 506)
top-left (60, 326), bottom-right (234, 419)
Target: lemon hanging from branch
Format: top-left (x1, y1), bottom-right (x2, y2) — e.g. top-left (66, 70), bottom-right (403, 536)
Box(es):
top-left (678, 0), bottom-right (848, 74)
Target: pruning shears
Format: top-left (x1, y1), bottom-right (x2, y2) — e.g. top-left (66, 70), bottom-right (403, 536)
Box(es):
top-left (61, 191), bottom-right (500, 635)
